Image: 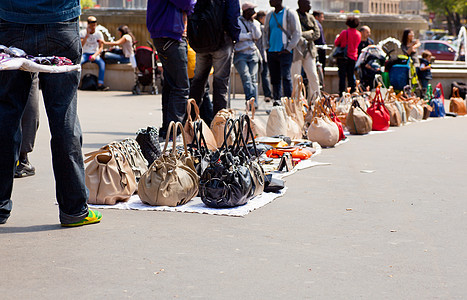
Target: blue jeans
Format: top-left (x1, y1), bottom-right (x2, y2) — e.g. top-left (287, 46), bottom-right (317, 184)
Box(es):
top-left (81, 52), bottom-right (106, 84)
top-left (259, 59), bottom-right (272, 98)
top-left (104, 51), bottom-right (130, 64)
top-left (267, 51), bottom-right (293, 100)
top-left (190, 35), bottom-right (234, 117)
top-left (234, 51), bottom-right (259, 102)
top-left (153, 37), bottom-right (189, 137)
top-left (0, 18), bottom-right (89, 224)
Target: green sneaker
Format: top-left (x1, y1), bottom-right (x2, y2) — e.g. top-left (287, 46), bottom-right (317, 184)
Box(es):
top-left (61, 209), bottom-right (102, 227)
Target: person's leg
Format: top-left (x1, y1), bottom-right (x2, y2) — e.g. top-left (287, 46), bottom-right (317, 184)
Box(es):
top-left (260, 60), bottom-right (272, 99)
top-left (248, 52), bottom-right (259, 104)
top-left (199, 82), bottom-right (213, 126)
top-left (234, 52), bottom-right (255, 100)
top-left (92, 55), bottom-right (106, 87)
top-left (190, 53), bottom-right (213, 110)
top-left (337, 58), bottom-right (347, 95)
top-left (80, 53), bottom-right (91, 65)
top-left (104, 52), bottom-right (130, 64)
top-left (211, 36), bottom-right (233, 115)
top-left (16, 73), bottom-right (40, 178)
top-left (291, 60), bottom-right (302, 80)
top-left (267, 52), bottom-right (282, 100)
top-left (302, 55), bottom-right (321, 101)
top-left (346, 59), bottom-right (356, 93)
top-left (38, 19), bottom-right (90, 224)
top-left (318, 49), bottom-right (326, 75)
top-left (279, 51), bottom-right (294, 98)
top-left (154, 37), bottom-right (190, 137)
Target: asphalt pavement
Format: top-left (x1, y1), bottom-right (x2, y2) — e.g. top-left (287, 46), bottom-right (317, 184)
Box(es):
top-left (1, 90), bottom-right (466, 299)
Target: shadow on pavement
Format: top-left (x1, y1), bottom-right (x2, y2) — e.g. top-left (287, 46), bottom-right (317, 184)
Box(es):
top-left (0, 224), bottom-right (63, 234)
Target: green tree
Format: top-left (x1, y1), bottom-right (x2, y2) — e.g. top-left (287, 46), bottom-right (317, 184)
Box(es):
top-left (423, 0), bottom-right (467, 35)
top-left (81, 0), bottom-right (96, 9)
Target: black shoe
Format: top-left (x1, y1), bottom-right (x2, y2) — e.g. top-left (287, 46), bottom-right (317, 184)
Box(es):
top-left (272, 100), bottom-right (281, 106)
top-left (97, 85), bottom-right (110, 91)
top-left (0, 218), bottom-right (7, 224)
top-left (14, 160), bottom-right (35, 178)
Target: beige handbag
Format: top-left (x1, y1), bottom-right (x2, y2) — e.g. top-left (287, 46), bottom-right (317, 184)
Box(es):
top-left (210, 108), bottom-right (236, 148)
top-left (266, 104), bottom-right (288, 137)
top-left (138, 122), bottom-right (199, 207)
top-left (110, 139), bottom-right (148, 180)
top-left (307, 100), bottom-right (339, 147)
top-left (346, 99), bottom-right (372, 135)
top-left (450, 87), bottom-right (467, 115)
top-left (85, 144), bottom-right (137, 205)
top-left (384, 89), bottom-right (402, 127)
top-left (245, 98), bottom-right (267, 140)
top-left (282, 98), bottom-right (303, 139)
top-left (184, 99), bottom-right (218, 150)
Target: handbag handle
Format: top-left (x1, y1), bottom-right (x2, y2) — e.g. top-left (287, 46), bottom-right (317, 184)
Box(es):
top-left (452, 87), bottom-right (460, 98)
top-left (219, 118), bottom-right (237, 151)
top-left (162, 121), bottom-right (189, 156)
top-left (186, 98), bottom-right (201, 122)
top-left (245, 98), bottom-right (256, 119)
top-left (240, 114), bottom-right (260, 158)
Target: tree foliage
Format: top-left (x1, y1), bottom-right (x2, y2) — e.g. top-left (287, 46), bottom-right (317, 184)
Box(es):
top-left (81, 0), bottom-right (96, 9)
top-left (423, 0), bottom-right (467, 35)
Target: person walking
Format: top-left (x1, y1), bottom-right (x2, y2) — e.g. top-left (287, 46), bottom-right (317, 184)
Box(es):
top-left (0, 0), bottom-right (102, 226)
top-left (146, 0), bottom-right (195, 138)
top-left (80, 16), bottom-right (109, 91)
top-left (358, 25), bottom-right (374, 56)
top-left (264, 0), bottom-right (302, 102)
top-left (291, 0), bottom-right (321, 102)
top-left (255, 10), bottom-right (273, 103)
top-left (234, 2), bottom-right (262, 108)
top-left (334, 15), bottom-right (361, 95)
top-left (189, 0), bottom-right (241, 118)
top-left (312, 10), bottom-right (326, 75)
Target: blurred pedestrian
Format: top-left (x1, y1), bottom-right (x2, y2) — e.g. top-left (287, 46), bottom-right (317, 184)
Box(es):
top-left (401, 28), bottom-right (421, 67)
top-left (291, 0), bottom-right (321, 102)
top-left (418, 50), bottom-right (433, 97)
top-left (255, 10), bottom-right (273, 103)
top-left (0, 0), bottom-right (102, 226)
top-left (104, 25), bottom-right (136, 65)
top-left (234, 2), bottom-right (262, 108)
top-left (264, 0), bottom-right (301, 102)
top-left (312, 10), bottom-right (326, 74)
top-left (334, 15), bottom-right (361, 95)
top-left (358, 25), bottom-right (374, 56)
top-left (147, 0), bottom-right (195, 138)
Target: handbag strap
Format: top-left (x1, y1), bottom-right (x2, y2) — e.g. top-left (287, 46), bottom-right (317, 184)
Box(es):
top-left (186, 98), bottom-right (201, 122)
top-left (272, 11), bottom-right (291, 40)
top-left (162, 121), bottom-right (189, 155)
top-left (240, 114), bottom-right (260, 158)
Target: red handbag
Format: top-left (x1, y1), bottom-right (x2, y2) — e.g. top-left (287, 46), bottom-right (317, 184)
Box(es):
top-left (367, 87), bottom-right (390, 131)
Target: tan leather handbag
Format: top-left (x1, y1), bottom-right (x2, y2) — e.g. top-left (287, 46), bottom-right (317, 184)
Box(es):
top-left (450, 87), bottom-right (467, 115)
top-left (85, 144), bottom-right (137, 205)
top-left (266, 104), bottom-right (288, 137)
top-left (184, 99), bottom-right (218, 150)
top-left (307, 100), bottom-right (339, 147)
top-left (346, 99), bottom-right (372, 135)
top-left (384, 89), bottom-right (402, 127)
top-left (245, 98), bottom-right (267, 140)
top-left (211, 108), bottom-right (236, 148)
top-left (138, 122), bottom-right (199, 207)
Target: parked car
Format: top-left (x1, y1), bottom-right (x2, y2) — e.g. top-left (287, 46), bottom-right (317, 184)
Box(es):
top-left (419, 40), bottom-right (458, 61)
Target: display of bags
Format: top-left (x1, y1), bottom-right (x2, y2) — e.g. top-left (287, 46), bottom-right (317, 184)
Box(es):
top-left (245, 98), bottom-right (267, 140)
top-left (211, 108), bottom-right (236, 148)
top-left (184, 98), bottom-right (218, 150)
top-left (367, 87), bottom-right (390, 131)
top-left (394, 100), bottom-right (407, 124)
top-left (346, 99), bottom-right (373, 135)
top-left (138, 122), bottom-right (199, 207)
top-left (449, 87), bottom-right (466, 115)
top-left (384, 88), bottom-right (402, 127)
top-left (200, 118), bottom-right (261, 208)
top-left (85, 144), bottom-right (137, 205)
top-left (135, 126), bottom-right (162, 166)
top-left (307, 100), bottom-right (339, 147)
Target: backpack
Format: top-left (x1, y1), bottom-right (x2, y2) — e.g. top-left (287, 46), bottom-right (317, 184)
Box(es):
top-left (80, 74), bottom-right (98, 91)
top-left (187, 0), bottom-right (224, 53)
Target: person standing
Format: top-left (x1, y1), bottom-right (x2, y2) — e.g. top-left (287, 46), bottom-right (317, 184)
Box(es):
top-left (234, 2), bottom-right (262, 108)
top-left (291, 0), bottom-right (321, 102)
top-left (401, 28), bottom-right (421, 67)
top-left (312, 10), bottom-right (326, 74)
top-left (255, 10), bottom-right (273, 103)
top-left (80, 16), bottom-right (109, 91)
top-left (189, 0), bottom-right (241, 118)
top-left (0, 0), bottom-right (102, 226)
top-left (358, 25), bottom-right (374, 56)
top-left (334, 16), bottom-right (361, 95)
top-left (146, 0), bottom-right (195, 138)
top-left (264, 0), bottom-right (302, 102)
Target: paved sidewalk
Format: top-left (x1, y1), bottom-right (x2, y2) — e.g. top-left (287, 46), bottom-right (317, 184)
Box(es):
top-left (1, 91), bottom-right (466, 299)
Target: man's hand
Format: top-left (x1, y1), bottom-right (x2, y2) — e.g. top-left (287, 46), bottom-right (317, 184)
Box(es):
top-left (90, 54), bottom-right (96, 62)
top-left (279, 49), bottom-right (291, 55)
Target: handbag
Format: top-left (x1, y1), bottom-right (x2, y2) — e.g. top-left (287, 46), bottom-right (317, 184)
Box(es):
top-left (367, 86), bottom-right (390, 131)
top-left (322, 92), bottom-right (346, 141)
top-left (199, 118), bottom-right (257, 208)
top-left (346, 99), bottom-right (373, 135)
top-left (112, 139), bottom-right (149, 181)
top-left (384, 88), bottom-right (402, 127)
top-left (138, 122), bottom-right (199, 207)
top-left (449, 87), bottom-right (466, 115)
top-left (266, 104), bottom-right (289, 137)
top-left (307, 100), bottom-right (339, 147)
top-left (241, 115), bottom-right (265, 198)
top-left (430, 88), bottom-right (446, 117)
top-left (245, 98), bottom-right (267, 140)
top-left (394, 100), bottom-right (407, 124)
top-left (85, 144), bottom-right (137, 205)
top-left (135, 126), bottom-right (162, 166)
top-left (184, 98), bottom-right (218, 150)
top-left (210, 108), bottom-right (236, 148)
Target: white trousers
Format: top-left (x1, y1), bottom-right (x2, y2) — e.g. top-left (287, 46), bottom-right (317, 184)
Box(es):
top-left (291, 54), bottom-right (320, 102)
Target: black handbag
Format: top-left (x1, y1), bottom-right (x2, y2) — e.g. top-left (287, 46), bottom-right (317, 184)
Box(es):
top-left (135, 126), bottom-right (162, 166)
top-left (188, 120), bottom-right (213, 176)
top-left (200, 118), bottom-right (256, 208)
